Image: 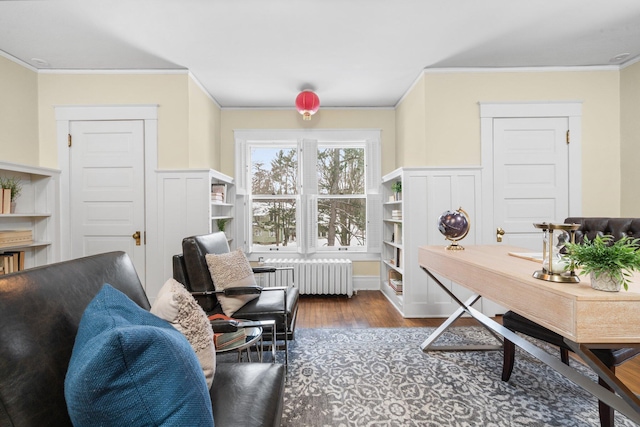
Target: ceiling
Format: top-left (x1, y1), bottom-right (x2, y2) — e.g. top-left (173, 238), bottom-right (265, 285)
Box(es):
top-left (2, 0), bottom-right (640, 108)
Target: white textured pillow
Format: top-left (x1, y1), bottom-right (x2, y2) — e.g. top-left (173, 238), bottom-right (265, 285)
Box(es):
top-left (151, 278), bottom-right (216, 389)
top-left (205, 249), bottom-right (259, 316)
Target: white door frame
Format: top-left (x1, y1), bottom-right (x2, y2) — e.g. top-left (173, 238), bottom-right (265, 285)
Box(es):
top-left (55, 105), bottom-right (158, 288)
top-left (479, 101), bottom-right (583, 246)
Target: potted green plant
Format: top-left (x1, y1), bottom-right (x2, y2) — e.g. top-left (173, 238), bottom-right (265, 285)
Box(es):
top-left (564, 234), bottom-right (640, 291)
top-left (391, 181), bottom-right (402, 201)
top-left (0, 176), bottom-right (22, 213)
top-left (216, 218), bottom-right (229, 234)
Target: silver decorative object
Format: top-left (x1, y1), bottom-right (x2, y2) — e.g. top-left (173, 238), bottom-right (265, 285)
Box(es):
top-left (532, 222), bottom-right (580, 283)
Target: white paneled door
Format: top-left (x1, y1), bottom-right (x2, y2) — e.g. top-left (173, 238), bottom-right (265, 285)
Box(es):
top-left (493, 117), bottom-right (569, 251)
top-left (69, 120), bottom-right (146, 283)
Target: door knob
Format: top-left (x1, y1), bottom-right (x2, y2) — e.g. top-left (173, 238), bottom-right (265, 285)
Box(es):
top-left (132, 231), bottom-right (141, 246)
top-left (496, 227), bottom-right (505, 243)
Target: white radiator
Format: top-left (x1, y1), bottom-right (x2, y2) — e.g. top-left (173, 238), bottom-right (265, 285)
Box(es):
top-left (262, 259), bottom-right (353, 297)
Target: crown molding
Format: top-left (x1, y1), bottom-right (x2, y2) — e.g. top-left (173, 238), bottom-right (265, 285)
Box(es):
top-left (37, 68), bottom-right (188, 74)
top-left (0, 49), bottom-right (38, 72)
top-left (221, 106), bottom-right (394, 111)
top-left (620, 54), bottom-right (640, 70)
top-left (395, 64), bottom-right (624, 108)
top-left (188, 72), bottom-right (222, 109)
top-left (394, 71), bottom-right (426, 108)
top-left (424, 65), bottom-right (620, 74)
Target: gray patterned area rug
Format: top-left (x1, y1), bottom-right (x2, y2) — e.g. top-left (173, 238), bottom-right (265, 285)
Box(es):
top-left (281, 327), bottom-right (636, 427)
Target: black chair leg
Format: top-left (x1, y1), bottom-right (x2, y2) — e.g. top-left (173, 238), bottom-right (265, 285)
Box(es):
top-left (598, 368), bottom-right (615, 427)
top-left (503, 339), bottom-right (570, 382)
top-left (502, 338), bottom-right (516, 381)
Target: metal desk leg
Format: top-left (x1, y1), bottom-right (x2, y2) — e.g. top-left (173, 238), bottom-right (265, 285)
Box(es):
top-left (461, 304), bottom-right (640, 425)
top-left (420, 267), bottom-right (503, 351)
top-left (564, 340), bottom-right (640, 419)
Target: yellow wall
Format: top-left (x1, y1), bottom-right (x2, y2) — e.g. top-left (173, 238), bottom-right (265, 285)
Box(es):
top-left (188, 76), bottom-right (222, 169)
top-left (220, 108), bottom-right (396, 177)
top-left (35, 72), bottom-right (220, 170)
top-left (0, 56), bottom-right (39, 166)
top-left (621, 62), bottom-right (640, 216)
top-left (1, 55), bottom-right (634, 234)
top-left (396, 69), bottom-right (622, 215)
top-left (37, 72), bottom-right (194, 169)
top-left (395, 76), bottom-right (426, 168)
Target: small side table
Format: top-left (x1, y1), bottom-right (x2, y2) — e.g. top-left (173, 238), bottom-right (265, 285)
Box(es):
top-left (215, 319), bottom-right (276, 363)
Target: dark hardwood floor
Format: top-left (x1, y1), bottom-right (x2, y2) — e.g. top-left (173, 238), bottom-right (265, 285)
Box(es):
top-left (296, 290), bottom-right (640, 394)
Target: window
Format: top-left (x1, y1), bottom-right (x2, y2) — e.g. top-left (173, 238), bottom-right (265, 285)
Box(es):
top-left (316, 146), bottom-right (366, 248)
top-left (235, 130), bottom-right (381, 257)
top-left (250, 146), bottom-right (298, 250)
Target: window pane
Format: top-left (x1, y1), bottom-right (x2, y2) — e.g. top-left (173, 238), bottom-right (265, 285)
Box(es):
top-left (317, 198), bottom-right (365, 247)
top-left (251, 199), bottom-right (297, 249)
top-left (251, 147), bottom-right (297, 195)
top-left (317, 147), bottom-right (364, 195)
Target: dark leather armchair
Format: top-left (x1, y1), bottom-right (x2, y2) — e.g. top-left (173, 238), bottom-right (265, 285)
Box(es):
top-left (173, 232), bottom-right (299, 364)
top-left (501, 217), bottom-right (640, 427)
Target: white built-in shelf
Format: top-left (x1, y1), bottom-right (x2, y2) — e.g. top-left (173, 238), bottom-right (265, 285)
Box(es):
top-left (0, 213), bottom-right (51, 218)
top-left (0, 241), bottom-right (52, 251)
top-left (383, 260), bottom-right (403, 274)
top-left (380, 166), bottom-right (482, 318)
top-left (383, 240), bottom-right (403, 249)
top-left (0, 161), bottom-right (60, 270)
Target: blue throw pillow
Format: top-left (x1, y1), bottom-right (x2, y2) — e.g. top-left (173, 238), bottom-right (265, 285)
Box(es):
top-left (64, 284), bottom-right (214, 427)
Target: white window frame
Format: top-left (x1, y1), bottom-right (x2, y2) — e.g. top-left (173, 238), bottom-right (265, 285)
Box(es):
top-left (234, 129), bottom-right (381, 260)
top-left (249, 141), bottom-right (300, 253)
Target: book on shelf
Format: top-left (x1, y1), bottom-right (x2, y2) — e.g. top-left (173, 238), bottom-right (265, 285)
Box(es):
top-left (391, 209), bottom-right (402, 219)
top-left (211, 184), bottom-right (227, 204)
top-left (388, 280), bottom-right (403, 295)
top-left (0, 251), bottom-right (26, 274)
top-left (1, 189), bottom-right (10, 214)
top-left (388, 270), bottom-right (403, 294)
top-left (1, 254), bottom-right (13, 274)
top-left (4, 251), bottom-right (25, 271)
top-left (395, 248), bottom-right (402, 268)
top-left (393, 223), bottom-right (402, 244)
top-left (0, 230), bottom-right (33, 248)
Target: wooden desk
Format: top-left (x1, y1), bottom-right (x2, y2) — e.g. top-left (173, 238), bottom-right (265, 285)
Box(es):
top-left (418, 244), bottom-right (640, 423)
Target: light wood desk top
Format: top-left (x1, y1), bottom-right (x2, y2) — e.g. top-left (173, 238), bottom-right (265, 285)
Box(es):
top-left (418, 245), bottom-right (640, 345)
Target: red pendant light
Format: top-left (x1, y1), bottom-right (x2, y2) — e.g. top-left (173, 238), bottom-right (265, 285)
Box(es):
top-left (295, 90), bottom-right (320, 120)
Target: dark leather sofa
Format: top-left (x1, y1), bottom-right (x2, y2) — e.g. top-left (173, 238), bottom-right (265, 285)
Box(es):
top-left (0, 251), bottom-right (285, 427)
top-left (502, 217), bottom-right (640, 427)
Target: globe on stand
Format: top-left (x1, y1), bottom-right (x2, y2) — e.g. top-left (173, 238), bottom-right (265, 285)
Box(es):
top-left (438, 208), bottom-right (470, 250)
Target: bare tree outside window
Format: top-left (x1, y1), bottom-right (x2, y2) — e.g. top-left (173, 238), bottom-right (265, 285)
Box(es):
top-left (317, 147), bottom-right (366, 247)
top-left (251, 147), bottom-right (298, 249)
top-left (248, 142), bottom-right (368, 252)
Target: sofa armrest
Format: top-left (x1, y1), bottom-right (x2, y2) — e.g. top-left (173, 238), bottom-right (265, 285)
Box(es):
top-left (210, 363), bottom-right (285, 427)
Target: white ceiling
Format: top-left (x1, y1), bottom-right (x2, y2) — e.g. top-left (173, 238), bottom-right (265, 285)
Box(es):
top-left (2, 0), bottom-right (640, 108)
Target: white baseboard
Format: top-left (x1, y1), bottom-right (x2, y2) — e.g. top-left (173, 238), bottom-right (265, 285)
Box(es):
top-left (353, 275), bottom-right (380, 293)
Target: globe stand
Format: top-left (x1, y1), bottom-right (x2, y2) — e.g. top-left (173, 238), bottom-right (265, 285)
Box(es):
top-left (445, 239), bottom-right (466, 251)
top-left (438, 207), bottom-right (470, 251)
